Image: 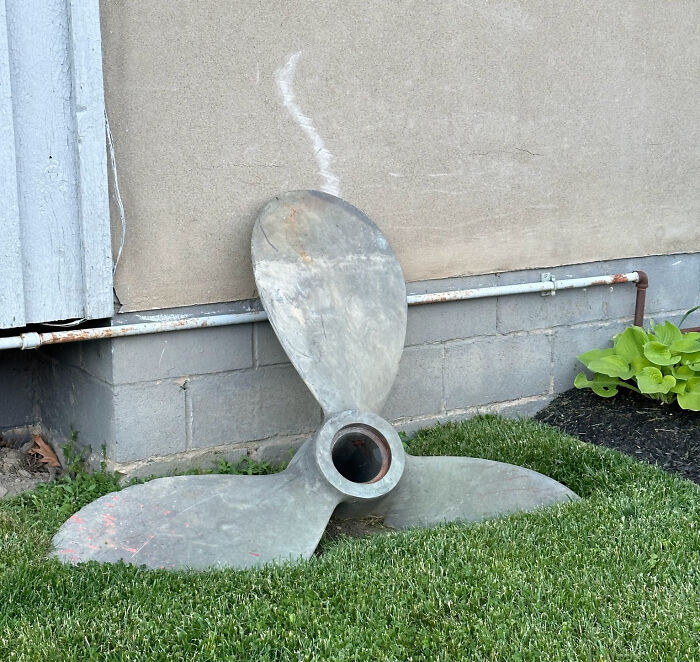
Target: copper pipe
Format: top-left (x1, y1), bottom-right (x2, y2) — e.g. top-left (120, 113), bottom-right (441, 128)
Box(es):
top-left (633, 270), bottom-right (648, 328)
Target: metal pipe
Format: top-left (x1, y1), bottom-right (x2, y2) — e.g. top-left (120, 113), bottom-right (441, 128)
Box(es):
top-left (407, 272), bottom-right (640, 305)
top-left (633, 270), bottom-right (648, 328)
top-left (0, 271), bottom-right (641, 352)
top-left (0, 311), bottom-right (269, 351)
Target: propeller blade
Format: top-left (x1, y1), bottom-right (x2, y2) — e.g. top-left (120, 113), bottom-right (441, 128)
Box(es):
top-left (252, 190), bottom-right (407, 415)
top-left (350, 454), bottom-right (579, 529)
top-left (53, 468), bottom-right (341, 570)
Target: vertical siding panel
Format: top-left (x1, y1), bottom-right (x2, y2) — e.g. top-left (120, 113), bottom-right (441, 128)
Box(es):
top-left (0, 0), bottom-right (25, 328)
top-left (5, 0), bottom-right (84, 323)
top-left (1, 0), bottom-right (112, 328)
top-left (68, 0), bottom-right (113, 319)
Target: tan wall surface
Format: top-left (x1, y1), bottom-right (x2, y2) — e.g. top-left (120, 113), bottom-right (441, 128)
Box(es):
top-left (100, 1), bottom-right (700, 312)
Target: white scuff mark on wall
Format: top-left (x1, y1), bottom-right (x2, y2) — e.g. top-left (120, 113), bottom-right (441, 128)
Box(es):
top-left (275, 51), bottom-right (341, 196)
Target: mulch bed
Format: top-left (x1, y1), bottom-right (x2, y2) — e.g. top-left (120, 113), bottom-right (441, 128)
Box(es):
top-left (536, 388), bottom-right (699, 484)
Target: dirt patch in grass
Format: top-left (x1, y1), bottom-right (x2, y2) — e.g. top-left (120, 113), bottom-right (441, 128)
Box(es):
top-left (0, 437), bottom-right (60, 499)
top-left (317, 515), bottom-right (394, 552)
top-left (536, 388), bottom-right (699, 484)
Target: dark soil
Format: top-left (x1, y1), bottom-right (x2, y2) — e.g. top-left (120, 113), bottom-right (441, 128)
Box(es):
top-left (317, 515), bottom-right (394, 553)
top-left (536, 388), bottom-right (699, 484)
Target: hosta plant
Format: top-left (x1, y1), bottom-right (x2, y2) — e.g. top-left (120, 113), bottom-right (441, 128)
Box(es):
top-left (574, 308), bottom-right (700, 411)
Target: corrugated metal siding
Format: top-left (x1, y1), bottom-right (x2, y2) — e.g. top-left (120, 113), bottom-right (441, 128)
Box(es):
top-left (0, 0), bottom-right (112, 329)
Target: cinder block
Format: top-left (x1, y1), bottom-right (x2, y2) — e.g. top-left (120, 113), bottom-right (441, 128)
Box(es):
top-left (0, 350), bottom-right (36, 428)
top-left (382, 344), bottom-right (443, 420)
top-left (254, 322), bottom-right (289, 366)
top-left (189, 365), bottom-right (321, 449)
top-left (249, 435), bottom-right (306, 466)
top-left (405, 274), bottom-right (498, 346)
top-left (445, 333), bottom-right (551, 409)
top-left (405, 298), bottom-right (497, 346)
top-left (393, 414), bottom-right (446, 437)
top-left (477, 396), bottom-right (553, 419)
top-left (111, 380), bottom-right (186, 462)
top-left (111, 324), bottom-right (253, 384)
top-left (113, 445), bottom-right (250, 479)
top-left (39, 360), bottom-right (115, 454)
top-left (551, 321), bottom-right (628, 393)
top-left (40, 342), bottom-right (82, 372)
top-left (496, 286), bottom-right (611, 334)
top-left (80, 339), bottom-right (114, 383)
top-left (635, 254), bottom-right (700, 316)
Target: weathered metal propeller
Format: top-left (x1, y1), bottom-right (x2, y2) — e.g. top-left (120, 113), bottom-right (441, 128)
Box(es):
top-left (53, 190), bottom-right (577, 570)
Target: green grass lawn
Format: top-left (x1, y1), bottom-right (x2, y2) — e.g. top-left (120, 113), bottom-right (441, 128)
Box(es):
top-left (1, 416), bottom-right (698, 661)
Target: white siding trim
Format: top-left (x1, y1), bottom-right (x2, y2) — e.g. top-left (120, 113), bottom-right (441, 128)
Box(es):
top-left (68, 0), bottom-right (113, 319)
top-left (0, 0), bottom-right (25, 328)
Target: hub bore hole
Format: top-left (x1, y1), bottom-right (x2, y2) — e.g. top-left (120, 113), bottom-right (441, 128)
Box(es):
top-left (331, 424), bottom-right (391, 484)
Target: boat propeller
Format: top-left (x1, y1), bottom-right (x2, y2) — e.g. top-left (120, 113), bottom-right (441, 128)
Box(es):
top-left (53, 190), bottom-right (577, 570)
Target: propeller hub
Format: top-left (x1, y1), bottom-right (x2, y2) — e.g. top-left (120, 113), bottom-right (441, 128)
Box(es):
top-left (313, 410), bottom-right (406, 502)
top-left (331, 424), bottom-right (391, 484)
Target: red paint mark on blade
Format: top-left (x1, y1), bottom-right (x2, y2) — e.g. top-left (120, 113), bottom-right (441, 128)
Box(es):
top-left (248, 552), bottom-right (260, 557)
top-left (69, 515), bottom-right (85, 524)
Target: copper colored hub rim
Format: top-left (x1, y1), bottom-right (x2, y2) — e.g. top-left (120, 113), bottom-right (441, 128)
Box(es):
top-left (330, 424), bottom-right (392, 484)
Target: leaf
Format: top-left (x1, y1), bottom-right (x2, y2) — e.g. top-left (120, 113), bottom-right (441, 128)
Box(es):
top-left (636, 367), bottom-right (676, 395)
top-left (588, 355), bottom-right (633, 379)
top-left (671, 364), bottom-right (695, 381)
top-left (574, 372), bottom-right (592, 389)
top-left (669, 336), bottom-right (700, 354)
top-left (591, 374), bottom-right (621, 398)
top-left (574, 372), bottom-right (622, 397)
top-left (670, 381), bottom-right (687, 395)
top-left (651, 320), bottom-right (682, 346)
top-left (643, 341), bottom-right (681, 366)
top-left (29, 434), bottom-right (61, 468)
top-left (681, 351), bottom-right (700, 367)
top-left (677, 378), bottom-right (700, 411)
top-left (613, 326), bottom-right (648, 361)
top-left (577, 348), bottom-right (615, 368)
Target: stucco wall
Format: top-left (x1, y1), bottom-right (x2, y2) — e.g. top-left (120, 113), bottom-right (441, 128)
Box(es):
top-left (100, 1), bottom-right (700, 312)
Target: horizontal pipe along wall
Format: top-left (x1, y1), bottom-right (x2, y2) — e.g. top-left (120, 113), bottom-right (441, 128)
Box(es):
top-left (4, 253), bottom-right (699, 477)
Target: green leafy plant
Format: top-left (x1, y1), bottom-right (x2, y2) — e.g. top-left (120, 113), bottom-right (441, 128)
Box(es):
top-left (62, 427), bottom-right (92, 477)
top-left (574, 308), bottom-right (700, 411)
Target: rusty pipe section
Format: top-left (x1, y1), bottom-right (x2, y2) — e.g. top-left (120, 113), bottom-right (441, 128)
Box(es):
top-left (633, 270), bottom-right (648, 328)
top-left (0, 272), bottom-right (642, 352)
top-left (0, 311), bottom-right (269, 351)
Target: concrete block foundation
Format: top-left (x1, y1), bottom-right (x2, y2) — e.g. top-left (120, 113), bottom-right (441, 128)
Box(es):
top-left (1, 253), bottom-right (697, 477)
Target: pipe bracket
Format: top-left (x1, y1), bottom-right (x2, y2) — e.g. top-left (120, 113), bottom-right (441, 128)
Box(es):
top-left (540, 272), bottom-right (556, 296)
